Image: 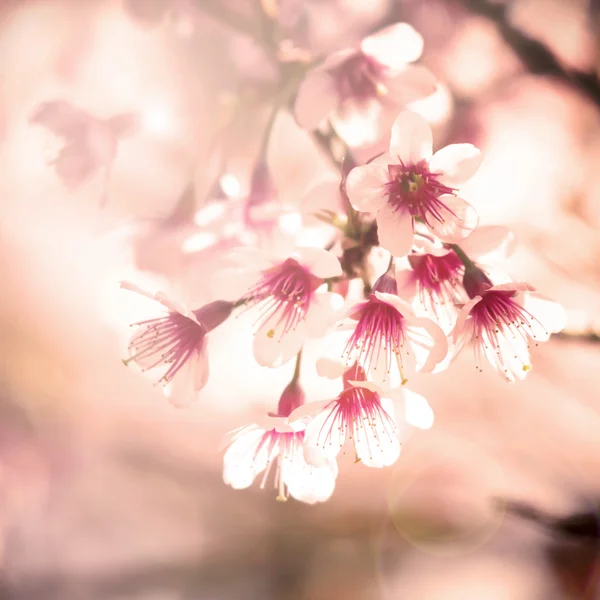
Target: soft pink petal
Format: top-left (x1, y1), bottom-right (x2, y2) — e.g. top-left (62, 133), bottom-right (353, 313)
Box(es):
top-left (429, 144), bottom-right (483, 186)
top-left (452, 296), bottom-right (483, 336)
top-left (193, 344), bottom-right (210, 390)
top-left (253, 312), bottom-right (304, 367)
top-left (361, 22), bottom-right (424, 67)
top-left (395, 268), bottom-right (418, 300)
top-left (429, 195), bottom-right (478, 242)
top-left (289, 399), bottom-right (333, 423)
top-left (284, 453), bottom-right (338, 504)
top-left (374, 291), bottom-right (416, 317)
top-left (353, 398), bottom-right (400, 467)
top-left (303, 404), bottom-right (346, 464)
top-left (345, 164), bottom-right (388, 212)
top-left (375, 203), bottom-right (414, 257)
top-left (294, 68), bottom-right (339, 130)
top-left (294, 246), bottom-right (342, 278)
top-left (384, 66), bottom-right (437, 105)
top-left (389, 111), bottom-right (433, 163)
top-left (460, 226), bottom-right (514, 259)
top-left (330, 98), bottom-right (384, 148)
top-left (304, 291), bottom-right (344, 338)
top-left (402, 389), bottom-right (434, 429)
top-left (405, 316), bottom-right (448, 372)
top-left (300, 180), bottom-right (343, 225)
top-left (223, 426), bottom-right (271, 489)
top-left (521, 292), bottom-right (566, 340)
top-left (315, 356), bottom-right (346, 379)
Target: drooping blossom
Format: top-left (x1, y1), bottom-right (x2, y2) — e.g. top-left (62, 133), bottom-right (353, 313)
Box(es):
top-left (395, 226), bottom-right (513, 330)
top-left (30, 100), bottom-right (137, 205)
top-left (452, 269), bottom-right (565, 381)
top-left (290, 366), bottom-right (434, 468)
top-left (223, 382), bottom-right (338, 503)
top-left (345, 111), bottom-right (482, 256)
top-left (318, 274), bottom-right (447, 387)
top-left (295, 23), bottom-right (437, 146)
top-left (213, 246), bottom-right (343, 367)
top-left (120, 282), bottom-right (234, 405)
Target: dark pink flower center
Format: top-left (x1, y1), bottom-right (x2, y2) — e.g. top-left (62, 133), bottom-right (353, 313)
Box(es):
top-left (408, 251), bottom-right (464, 303)
top-left (344, 296), bottom-right (407, 377)
top-left (331, 52), bottom-right (387, 103)
top-left (245, 258), bottom-right (321, 337)
top-left (385, 160), bottom-right (456, 225)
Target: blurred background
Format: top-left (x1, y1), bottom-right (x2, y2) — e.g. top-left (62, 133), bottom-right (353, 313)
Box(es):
top-left (1, 0), bottom-right (600, 598)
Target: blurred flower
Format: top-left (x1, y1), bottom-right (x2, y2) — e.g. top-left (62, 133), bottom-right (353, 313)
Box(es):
top-left (452, 274), bottom-right (565, 381)
top-left (120, 282), bottom-right (234, 405)
top-left (318, 274), bottom-right (447, 387)
top-left (290, 365), bottom-right (433, 468)
top-left (30, 100), bottom-right (137, 205)
top-left (294, 23), bottom-right (436, 147)
top-left (214, 246), bottom-right (343, 367)
top-left (346, 110), bottom-right (482, 256)
top-left (223, 383), bottom-right (338, 503)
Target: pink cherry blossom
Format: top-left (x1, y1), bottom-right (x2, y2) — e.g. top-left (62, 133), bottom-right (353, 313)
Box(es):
top-left (318, 275), bottom-right (448, 387)
top-left (294, 23), bottom-right (437, 146)
top-left (120, 282), bottom-right (233, 405)
top-left (452, 273), bottom-right (565, 382)
top-left (30, 101), bottom-right (137, 205)
top-left (223, 401), bottom-right (338, 503)
top-left (214, 246), bottom-right (343, 367)
top-left (289, 366), bottom-right (434, 468)
top-left (345, 111), bottom-right (482, 256)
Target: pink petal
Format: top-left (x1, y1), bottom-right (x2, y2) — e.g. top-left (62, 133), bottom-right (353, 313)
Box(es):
top-left (294, 68), bottom-right (338, 130)
top-left (389, 111), bottom-right (433, 164)
top-left (289, 399), bottom-right (333, 422)
top-left (375, 203), bottom-right (414, 257)
top-left (345, 164), bottom-right (388, 212)
top-left (360, 23), bottom-right (424, 67)
top-left (460, 226), bottom-right (514, 259)
top-left (353, 398), bottom-right (400, 468)
top-left (223, 426), bottom-right (270, 489)
top-left (294, 247), bottom-right (342, 279)
top-left (316, 356), bottom-right (346, 379)
top-left (374, 291), bottom-right (416, 317)
top-left (405, 316), bottom-right (448, 372)
top-left (429, 195), bottom-right (478, 242)
top-left (330, 98), bottom-right (383, 148)
top-left (193, 344), bottom-right (210, 390)
top-left (304, 291), bottom-right (344, 338)
top-left (384, 66), bottom-right (437, 105)
top-left (253, 313), bottom-right (304, 367)
top-left (452, 296), bottom-right (483, 336)
top-left (303, 405), bottom-right (346, 464)
top-left (429, 143), bottom-right (483, 186)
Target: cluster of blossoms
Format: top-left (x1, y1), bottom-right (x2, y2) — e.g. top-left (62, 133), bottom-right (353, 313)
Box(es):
top-left (115, 19), bottom-right (565, 503)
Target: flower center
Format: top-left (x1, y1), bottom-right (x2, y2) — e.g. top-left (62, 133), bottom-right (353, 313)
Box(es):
top-left (331, 52), bottom-right (387, 103)
top-left (409, 251), bottom-right (463, 295)
top-left (385, 160), bottom-right (456, 225)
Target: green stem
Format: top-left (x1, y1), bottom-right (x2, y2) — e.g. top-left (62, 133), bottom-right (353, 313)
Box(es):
top-left (449, 243), bottom-right (476, 269)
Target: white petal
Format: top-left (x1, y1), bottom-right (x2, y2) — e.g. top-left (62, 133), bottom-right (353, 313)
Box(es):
top-left (253, 311), bottom-right (305, 367)
top-left (521, 292), bottom-right (565, 340)
top-left (405, 316), bottom-right (448, 372)
top-left (429, 144), bottom-right (483, 186)
top-left (289, 399), bottom-right (333, 423)
top-left (303, 403), bottom-right (347, 464)
top-left (331, 98), bottom-right (384, 148)
top-left (223, 426), bottom-right (271, 489)
top-left (294, 68), bottom-right (339, 130)
top-left (360, 22), bottom-right (424, 67)
top-left (283, 445), bottom-right (338, 503)
top-left (164, 347), bottom-right (207, 408)
top-left (316, 356), bottom-right (347, 379)
top-left (353, 398), bottom-right (400, 468)
top-left (402, 389), bottom-right (434, 429)
top-left (389, 111), bottom-right (433, 163)
top-left (453, 296), bottom-right (483, 335)
top-left (375, 203), bottom-right (414, 257)
top-left (395, 268), bottom-right (418, 300)
top-left (429, 195), bottom-right (478, 242)
top-left (294, 246), bottom-right (342, 278)
top-left (345, 164), bottom-right (388, 212)
top-left (374, 291), bottom-right (416, 317)
top-left (120, 281), bottom-right (183, 314)
top-left (480, 328), bottom-right (531, 382)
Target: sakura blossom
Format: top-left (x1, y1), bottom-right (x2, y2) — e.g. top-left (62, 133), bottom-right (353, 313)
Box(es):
top-left (214, 246), bottom-right (343, 367)
top-left (120, 282), bottom-right (234, 405)
top-left (223, 382), bottom-right (338, 503)
top-left (452, 270), bottom-right (565, 381)
top-left (318, 274), bottom-right (447, 388)
top-left (345, 110), bottom-right (482, 256)
top-left (30, 100), bottom-right (137, 205)
top-left (295, 23), bottom-right (437, 146)
top-left (290, 366), bottom-right (434, 468)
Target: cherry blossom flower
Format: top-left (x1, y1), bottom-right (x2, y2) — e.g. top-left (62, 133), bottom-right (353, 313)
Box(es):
top-left (120, 282), bottom-right (234, 405)
top-left (395, 226), bottom-right (513, 330)
top-left (223, 382), bottom-right (338, 503)
top-left (295, 23), bottom-right (437, 146)
top-left (452, 270), bottom-right (565, 381)
top-left (318, 275), bottom-right (447, 387)
top-left (345, 111), bottom-right (482, 256)
top-left (214, 246), bottom-right (343, 367)
top-left (30, 100), bottom-right (137, 205)
top-left (290, 366), bottom-right (434, 468)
